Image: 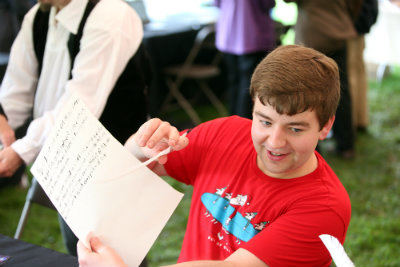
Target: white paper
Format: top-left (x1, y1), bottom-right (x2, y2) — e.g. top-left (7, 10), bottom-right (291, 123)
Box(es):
top-left (31, 95), bottom-right (184, 267)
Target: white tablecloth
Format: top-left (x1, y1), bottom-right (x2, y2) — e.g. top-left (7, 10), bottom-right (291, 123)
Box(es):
top-left (364, 0), bottom-right (400, 66)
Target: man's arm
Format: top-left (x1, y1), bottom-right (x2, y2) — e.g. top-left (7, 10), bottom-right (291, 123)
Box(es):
top-left (64, 1), bottom-right (143, 119)
top-left (0, 4), bottom-right (39, 133)
top-left (77, 238), bottom-right (268, 267)
top-left (0, 113), bottom-right (23, 177)
top-left (0, 5), bottom-right (39, 176)
top-left (172, 249), bottom-right (268, 267)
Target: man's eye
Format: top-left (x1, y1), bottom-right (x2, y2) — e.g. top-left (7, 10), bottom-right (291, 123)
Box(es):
top-left (261, 120), bottom-right (271, 126)
top-left (290, 127), bottom-right (302, 133)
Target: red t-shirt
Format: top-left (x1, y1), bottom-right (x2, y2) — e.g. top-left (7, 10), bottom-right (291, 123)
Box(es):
top-left (164, 116), bottom-right (351, 267)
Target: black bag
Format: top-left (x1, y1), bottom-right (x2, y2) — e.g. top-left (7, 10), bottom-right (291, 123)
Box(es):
top-left (354, 0), bottom-right (379, 34)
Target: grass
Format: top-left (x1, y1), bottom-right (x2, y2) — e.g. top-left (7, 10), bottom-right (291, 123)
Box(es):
top-left (1, 70), bottom-right (399, 266)
top-left (320, 70), bottom-right (400, 266)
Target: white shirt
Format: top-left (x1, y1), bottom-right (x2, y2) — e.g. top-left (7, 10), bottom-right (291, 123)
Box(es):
top-left (0, 0), bottom-right (143, 164)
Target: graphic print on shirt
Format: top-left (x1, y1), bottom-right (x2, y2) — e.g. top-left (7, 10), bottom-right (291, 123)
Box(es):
top-left (201, 186), bottom-right (269, 251)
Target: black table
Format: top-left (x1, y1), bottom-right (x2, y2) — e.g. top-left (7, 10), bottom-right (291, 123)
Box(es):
top-left (0, 234), bottom-right (78, 267)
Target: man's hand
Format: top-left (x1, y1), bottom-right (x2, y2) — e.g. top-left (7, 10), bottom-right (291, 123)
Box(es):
top-left (77, 237), bottom-right (127, 267)
top-left (77, 238), bottom-right (268, 267)
top-left (125, 118), bottom-right (189, 165)
top-left (0, 147), bottom-right (23, 177)
top-left (0, 115), bottom-right (16, 147)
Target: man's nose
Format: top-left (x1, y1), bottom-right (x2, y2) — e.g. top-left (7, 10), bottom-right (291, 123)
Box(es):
top-left (267, 127), bottom-right (286, 149)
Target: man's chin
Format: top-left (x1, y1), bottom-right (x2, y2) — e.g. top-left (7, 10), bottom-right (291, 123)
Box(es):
top-left (39, 3), bottom-right (52, 11)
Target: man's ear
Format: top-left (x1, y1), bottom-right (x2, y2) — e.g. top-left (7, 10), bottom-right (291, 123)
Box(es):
top-left (319, 116), bottom-right (335, 140)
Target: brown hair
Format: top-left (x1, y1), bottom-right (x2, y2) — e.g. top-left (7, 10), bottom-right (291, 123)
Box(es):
top-left (250, 45), bottom-right (340, 129)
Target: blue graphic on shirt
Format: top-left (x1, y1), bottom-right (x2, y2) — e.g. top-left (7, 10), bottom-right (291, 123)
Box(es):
top-left (201, 192), bottom-right (260, 242)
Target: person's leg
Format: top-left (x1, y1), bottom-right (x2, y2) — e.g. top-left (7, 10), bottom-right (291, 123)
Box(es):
top-left (236, 51), bottom-right (267, 119)
top-left (329, 47), bottom-right (355, 157)
top-left (347, 35), bottom-right (369, 130)
top-left (347, 37), bottom-right (359, 128)
top-left (355, 36), bottom-right (369, 130)
top-left (223, 53), bottom-right (239, 115)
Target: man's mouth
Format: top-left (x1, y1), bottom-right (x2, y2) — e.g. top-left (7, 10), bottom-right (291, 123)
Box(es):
top-left (266, 149), bottom-right (289, 161)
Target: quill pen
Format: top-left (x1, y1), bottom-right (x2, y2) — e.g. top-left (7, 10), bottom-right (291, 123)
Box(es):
top-left (319, 234), bottom-right (355, 267)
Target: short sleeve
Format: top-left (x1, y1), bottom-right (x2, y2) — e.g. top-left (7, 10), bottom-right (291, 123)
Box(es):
top-left (241, 208), bottom-right (347, 267)
top-left (164, 117), bottom-right (248, 185)
top-left (164, 118), bottom-right (226, 185)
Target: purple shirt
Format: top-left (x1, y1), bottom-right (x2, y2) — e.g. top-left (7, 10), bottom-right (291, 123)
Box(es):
top-left (214, 0), bottom-right (276, 55)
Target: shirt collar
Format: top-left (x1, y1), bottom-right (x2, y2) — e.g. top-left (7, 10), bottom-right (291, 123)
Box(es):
top-left (54, 0), bottom-right (89, 34)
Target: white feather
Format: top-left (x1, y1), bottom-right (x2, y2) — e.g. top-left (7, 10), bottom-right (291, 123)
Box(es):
top-left (319, 234), bottom-right (355, 267)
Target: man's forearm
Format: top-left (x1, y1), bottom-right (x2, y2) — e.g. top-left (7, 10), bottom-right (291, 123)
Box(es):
top-left (163, 249), bottom-right (268, 267)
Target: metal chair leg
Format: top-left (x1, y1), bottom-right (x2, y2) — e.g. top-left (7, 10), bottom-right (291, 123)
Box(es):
top-left (166, 78), bottom-right (202, 125)
top-left (197, 80), bottom-right (228, 117)
top-left (14, 178), bottom-right (55, 239)
top-left (14, 198), bottom-right (32, 239)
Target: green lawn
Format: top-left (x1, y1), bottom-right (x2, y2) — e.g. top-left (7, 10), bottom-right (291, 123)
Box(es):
top-left (321, 71), bottom-right (400, 266)
top-left (1, 70), bottom-right (399, 266)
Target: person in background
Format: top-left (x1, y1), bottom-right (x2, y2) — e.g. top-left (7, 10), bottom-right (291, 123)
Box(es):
top-left (284, 0), bottom-right (357, 159)
top-left (0, 0), bottom-right (35, 187)
top-left (0, 0), bottom-right (150, 263)
top-left (347, 0), bottom-right (378, 132)
top-left (347, 36), bottom-right (369, 132)
top-left (214, 0), bottom-right (276, 119)
top-left (77, 45), bottom-right (351, 267)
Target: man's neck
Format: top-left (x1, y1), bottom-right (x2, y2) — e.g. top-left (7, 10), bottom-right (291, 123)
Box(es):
top-left (56, 0), bottom-right (71, 13)
top-left (39, 0), bottom-right (71, 13)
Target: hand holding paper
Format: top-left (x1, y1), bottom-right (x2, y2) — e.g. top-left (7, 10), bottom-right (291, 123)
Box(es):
top-left (77, 237), bottom-right (127, 267)
top-left (127, 118), bottom-right (189, 165)
top-left (31, 95), bottom-right (184, 267)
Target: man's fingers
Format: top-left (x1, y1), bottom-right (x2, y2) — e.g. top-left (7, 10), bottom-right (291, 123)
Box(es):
top-left (134, 118), bottom-right (189, 160)
top-left (137, 119), bottom-right (179, 149)
top-left (135, 118), bottom-right (162, 146)
top-left (77, 240), bottom-right (89, 254)
top-left (89, 237), bottom-right (105, 253)
top-left (175, 133), bottom-right (189, 151)
top-left (157, 154), bottom-right (168, 165)
top-left (147, 121), bottom-right (177, 149)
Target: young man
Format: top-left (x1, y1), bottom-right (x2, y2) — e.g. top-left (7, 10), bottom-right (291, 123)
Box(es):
top-left (77, 45), bottom-right (351, 267)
